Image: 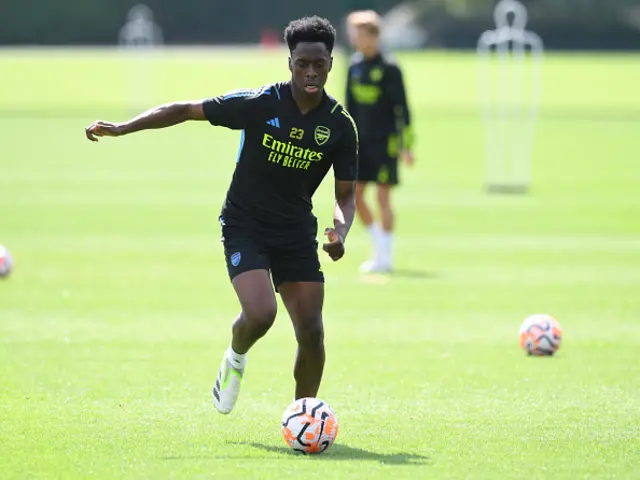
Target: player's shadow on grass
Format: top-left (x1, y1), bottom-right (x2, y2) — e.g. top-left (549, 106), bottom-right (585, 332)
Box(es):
top-left (233, 442), bottom-right (430, 465)
top-left (360, 269), bottom-right (437, 282)
top-left (390, 268), bottom-right (437, 279)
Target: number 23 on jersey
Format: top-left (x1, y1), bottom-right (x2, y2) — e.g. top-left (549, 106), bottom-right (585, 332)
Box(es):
top-left (289, 127), bottom-right (304, 140)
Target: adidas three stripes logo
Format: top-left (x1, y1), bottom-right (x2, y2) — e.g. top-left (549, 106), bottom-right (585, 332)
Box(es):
top-left (266, 117), bottom-right (280, 128)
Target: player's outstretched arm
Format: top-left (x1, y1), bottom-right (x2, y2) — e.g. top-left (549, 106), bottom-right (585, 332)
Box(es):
top-left (323, 180), bottom-right (356, 261)
top-left (85, 100), bottom-right (207, 142)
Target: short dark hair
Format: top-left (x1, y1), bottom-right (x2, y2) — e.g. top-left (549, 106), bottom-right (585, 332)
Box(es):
top-left (284, 16), bottom-right (336, 54)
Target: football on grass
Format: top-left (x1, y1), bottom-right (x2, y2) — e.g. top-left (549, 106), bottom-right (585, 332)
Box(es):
top-left (281, 397), bottom-right (338, 454)
top-left (519, 314), bottom-right (563, 356)
top-left (0, 245), bottom-right (12, 278)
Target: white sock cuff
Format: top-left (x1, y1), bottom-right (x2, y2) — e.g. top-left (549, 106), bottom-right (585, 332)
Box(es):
top-left (226, 346), bottom-right (247, 369)
top-left (379, 230), bottom-right (394, 266)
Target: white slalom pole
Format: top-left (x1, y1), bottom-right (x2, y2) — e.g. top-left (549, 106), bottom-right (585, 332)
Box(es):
top-left (119, 4), bottom-right (164, 114)
top-left (477, 0), bottom-right (543, 194)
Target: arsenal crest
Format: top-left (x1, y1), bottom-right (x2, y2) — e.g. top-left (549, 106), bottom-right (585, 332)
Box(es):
top-left (314, 126), bottom-right (331, 146)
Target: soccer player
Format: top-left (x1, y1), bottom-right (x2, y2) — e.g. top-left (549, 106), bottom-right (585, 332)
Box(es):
top-left (346, 10), bottom-right (414, 274)
top-left (85, 16), bottom-right (358, 414)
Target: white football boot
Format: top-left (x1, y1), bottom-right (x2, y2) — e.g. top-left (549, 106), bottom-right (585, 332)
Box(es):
top-left (212, 350), bottom-right (245, 414)
top-left (359, 259), bottom-right (393, 274)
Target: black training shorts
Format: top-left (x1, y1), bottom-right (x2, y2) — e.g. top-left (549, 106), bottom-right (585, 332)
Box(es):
top-left (221, 220), bottom-right (324, 291)
top-left (357, 134), bottom-right (399, 185)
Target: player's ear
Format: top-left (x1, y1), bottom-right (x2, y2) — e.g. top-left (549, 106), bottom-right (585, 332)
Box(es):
top-left (328, 57), bottom-right (333, 72)
top-left (288, 57), bottom-right (292, 73)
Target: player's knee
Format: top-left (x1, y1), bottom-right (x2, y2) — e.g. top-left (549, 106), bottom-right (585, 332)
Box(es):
top-left (243, 304), bottom-right (277, 336)
top-left (377, 187), bottom-right (391, 208)
top-left (295, 318), bottom-right (324, 350)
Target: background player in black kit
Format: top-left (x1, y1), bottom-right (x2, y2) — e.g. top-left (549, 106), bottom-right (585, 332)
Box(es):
top-left (346, 10), bottom-right (414, 274)
top-left (85, 16), bottom-right (358, 415)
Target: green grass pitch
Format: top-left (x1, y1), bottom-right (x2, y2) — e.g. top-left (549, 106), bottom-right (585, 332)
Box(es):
top-left (1, 48), bottom-right (639, 479)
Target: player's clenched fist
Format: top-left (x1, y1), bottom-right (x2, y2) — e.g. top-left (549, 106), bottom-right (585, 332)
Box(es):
top-left (85, 121), bottom-right (125, 142)
top-left (322, 228), bottom-right (345, 261)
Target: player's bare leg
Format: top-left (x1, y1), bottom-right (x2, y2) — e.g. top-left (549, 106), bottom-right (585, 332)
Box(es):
top-left (355, 182), bottom-right (374, 226)
top-left (213, 269), bottom-right (277, 414)
top-left (278, 282), bottom-right (325, 399)
top-left (377, 183), bottom-right (394, 232)
top-left (230, 270), bottom-right (278, 353)
top-left (356, 182), bottom-right (384, 272)
top-left (376, 184), bottom-right (394, 271)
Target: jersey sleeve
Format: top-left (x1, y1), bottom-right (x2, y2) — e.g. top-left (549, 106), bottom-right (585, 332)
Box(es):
top-left (384, 65), bottom-right (414, 150)
top-left (202, 87), bottom-right (270, 130)
top-left (345, 66), bottom-right (357, 117)
top-left (332, 109), bottom-right (359, 181)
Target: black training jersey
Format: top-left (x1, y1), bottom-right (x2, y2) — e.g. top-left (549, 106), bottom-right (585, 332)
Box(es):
top-left (203, 81), bottom-right (358, 231)
top-left (346, 52), bottom-right (413, 149)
